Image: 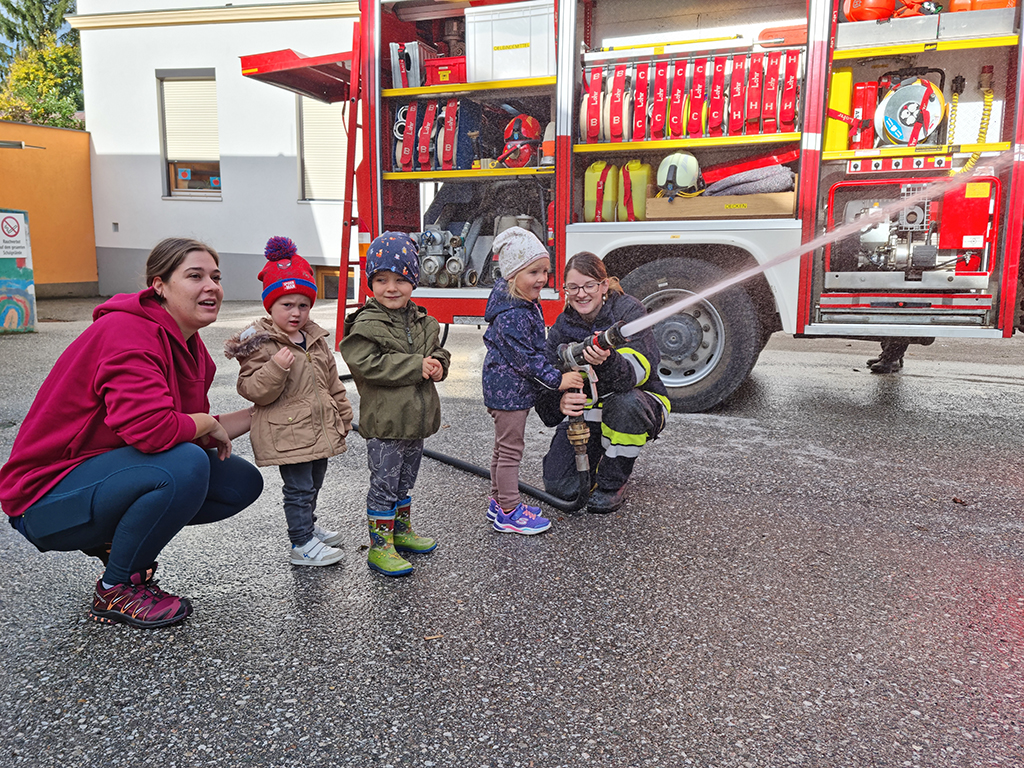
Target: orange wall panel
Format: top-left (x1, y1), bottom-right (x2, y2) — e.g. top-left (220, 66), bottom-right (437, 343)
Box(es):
top-left (0, 121), bottom-right (97, 288)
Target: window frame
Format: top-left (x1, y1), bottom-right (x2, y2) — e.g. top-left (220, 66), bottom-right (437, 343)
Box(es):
top-left (157, 68), bottom-right (222, 200)
top-left (297, 95), bottom-right (353, 202)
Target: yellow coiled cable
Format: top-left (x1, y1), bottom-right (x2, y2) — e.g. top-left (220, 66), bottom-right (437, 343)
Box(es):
top-left (950, 87), bottom-right (994, 176)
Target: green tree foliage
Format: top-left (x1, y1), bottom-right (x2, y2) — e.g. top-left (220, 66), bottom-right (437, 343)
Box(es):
top-left (0, 33), bottom-right (83, 129)
top-left (0, 0), bottom-right (76, 65)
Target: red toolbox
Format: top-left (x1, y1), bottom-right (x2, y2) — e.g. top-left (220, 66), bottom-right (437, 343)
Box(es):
top-left (425, 56), bottom-right (467, 86)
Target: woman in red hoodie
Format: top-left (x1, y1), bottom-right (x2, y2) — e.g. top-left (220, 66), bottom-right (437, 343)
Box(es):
top-left (0, 237), bottom-right (263, 629)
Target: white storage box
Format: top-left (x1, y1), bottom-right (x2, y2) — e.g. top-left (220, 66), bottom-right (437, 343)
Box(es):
top-left (465, 0), bottom-right (556, 82)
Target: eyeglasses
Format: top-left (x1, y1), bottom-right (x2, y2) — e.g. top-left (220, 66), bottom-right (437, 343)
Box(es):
top-left (564, 280), bottom-right (603, 296)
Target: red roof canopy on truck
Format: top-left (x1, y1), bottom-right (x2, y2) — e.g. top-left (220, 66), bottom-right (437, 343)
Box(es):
top-left (239, 49), bottom-right (353, 104)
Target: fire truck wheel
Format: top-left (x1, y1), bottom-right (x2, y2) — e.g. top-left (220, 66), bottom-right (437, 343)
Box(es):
top-left (620, 257), bottom-right (761, 414)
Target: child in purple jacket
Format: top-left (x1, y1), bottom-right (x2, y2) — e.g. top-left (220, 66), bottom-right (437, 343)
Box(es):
top-left (482, 227), bottom-right (582, 535)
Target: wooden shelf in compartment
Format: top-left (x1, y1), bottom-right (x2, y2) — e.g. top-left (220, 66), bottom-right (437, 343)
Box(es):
top-left (822, 142), bottom-right (1011, 162)
top-left (383, 167), bottom-right (555, 181)
top-left (833, 34), bottom-right (1018, 60)
top-left (382, 76), bottom-right (557, 100)
top-left (573, 133), bottom-right (801, 154)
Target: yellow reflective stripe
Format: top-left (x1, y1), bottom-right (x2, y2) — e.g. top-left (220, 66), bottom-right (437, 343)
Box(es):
top-left (652, 392), bottom-right (671, 414)
top-left (618, 346), bottom-right (651, 386)
top-left (600, 422), bottom-right (648, 446)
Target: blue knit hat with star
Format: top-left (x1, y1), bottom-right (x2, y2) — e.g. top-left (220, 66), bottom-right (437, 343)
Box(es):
top-left (365, 231), bottom-right (419, 288)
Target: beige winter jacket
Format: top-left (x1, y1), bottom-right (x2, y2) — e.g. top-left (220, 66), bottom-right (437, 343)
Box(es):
top-left (229, 317), bottom-right (353, 467)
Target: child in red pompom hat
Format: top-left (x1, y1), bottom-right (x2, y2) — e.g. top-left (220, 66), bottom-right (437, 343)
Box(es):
top-left (258, 235), bottom-right (318, 311)
top-left (225, 236), bottom-right (353, 567)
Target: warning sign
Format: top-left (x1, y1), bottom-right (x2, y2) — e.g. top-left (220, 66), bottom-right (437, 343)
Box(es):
top-left (0, 208), bottom-right (35, 333)
top-left (0, 210), bottom-right (31, 268)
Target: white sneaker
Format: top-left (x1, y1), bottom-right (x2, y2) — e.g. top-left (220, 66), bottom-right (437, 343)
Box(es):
top-left (313, 523), bottom-right (344, 548)
top-left (290, 538), bottom-right (344, 567)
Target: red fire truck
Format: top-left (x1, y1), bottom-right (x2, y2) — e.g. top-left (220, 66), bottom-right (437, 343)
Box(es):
top-left (244, 0), bottom-right (1024, 412)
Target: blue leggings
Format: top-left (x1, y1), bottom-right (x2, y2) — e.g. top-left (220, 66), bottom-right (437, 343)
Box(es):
top-left (17, 443), bottom-right (264, 585)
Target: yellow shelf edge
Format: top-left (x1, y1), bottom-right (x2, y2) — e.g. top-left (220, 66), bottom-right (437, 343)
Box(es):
top-left (822, 141), bottom-right (1011, 161)
top-left (573, 133), bottom-right (801, 153)
top-left (834, 34), bottom-right (1018, 60)
top-left (383, 167), bottom-right (556, 180)
top-left (383, 76), bottom-right (557, 98)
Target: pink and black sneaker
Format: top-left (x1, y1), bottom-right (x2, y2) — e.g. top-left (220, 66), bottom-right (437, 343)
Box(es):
top-left (88, 563), bottom-right (192, 629)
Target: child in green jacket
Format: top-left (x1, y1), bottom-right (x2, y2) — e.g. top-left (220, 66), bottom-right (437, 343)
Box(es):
top-left (340, 232), bottom-right (451, 577)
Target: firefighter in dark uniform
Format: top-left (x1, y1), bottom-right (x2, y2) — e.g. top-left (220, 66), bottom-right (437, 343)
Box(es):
top-left (536, 253), bottom-right (669, 513)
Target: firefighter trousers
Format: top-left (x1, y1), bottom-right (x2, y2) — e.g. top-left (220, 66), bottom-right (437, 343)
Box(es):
top-left (542, 389), bottom-right (666, 500)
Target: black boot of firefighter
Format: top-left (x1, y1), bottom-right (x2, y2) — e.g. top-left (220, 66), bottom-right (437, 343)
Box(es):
top-left (867, 337), bottom-right (934, 374)
top-left (867, 338), bottom-right (910, 373)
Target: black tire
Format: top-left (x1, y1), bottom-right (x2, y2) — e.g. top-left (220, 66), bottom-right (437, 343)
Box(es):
top-left (620, 257), bottom-right (761, 413)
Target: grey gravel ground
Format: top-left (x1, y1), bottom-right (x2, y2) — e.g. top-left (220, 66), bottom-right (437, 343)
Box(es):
top-left (0, 297), bottom-right (1022, 768)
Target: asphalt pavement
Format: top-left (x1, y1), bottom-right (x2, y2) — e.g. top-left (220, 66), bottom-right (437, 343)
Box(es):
top-left (0, 297), bottom-right (1022, 768)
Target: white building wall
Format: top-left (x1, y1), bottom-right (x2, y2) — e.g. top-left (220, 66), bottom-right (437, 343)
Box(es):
top-left (76, 1), bottom-right (358, 300)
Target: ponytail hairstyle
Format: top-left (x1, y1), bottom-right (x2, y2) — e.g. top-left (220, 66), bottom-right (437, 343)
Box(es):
top-left (563, 252), bottom-right (624, 309)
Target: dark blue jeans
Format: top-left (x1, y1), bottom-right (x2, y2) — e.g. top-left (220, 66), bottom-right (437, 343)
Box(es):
top-left (15, 443), bottom-right (263, 585)
top-left (279, 458), bottom-right (328, 546)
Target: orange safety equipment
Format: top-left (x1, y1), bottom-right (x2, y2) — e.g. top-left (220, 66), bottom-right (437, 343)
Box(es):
top-left (496, 114), bottom-right (542, 168)
top-left (843, 0), bottom-right (896, 20)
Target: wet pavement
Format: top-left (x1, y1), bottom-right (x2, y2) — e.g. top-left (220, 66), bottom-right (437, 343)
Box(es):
top-left (1, 298), bottom-right (1022, 767)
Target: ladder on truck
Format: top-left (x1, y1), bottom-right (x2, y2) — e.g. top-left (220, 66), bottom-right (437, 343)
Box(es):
top-left (240, 22), bottom-right (366, 348)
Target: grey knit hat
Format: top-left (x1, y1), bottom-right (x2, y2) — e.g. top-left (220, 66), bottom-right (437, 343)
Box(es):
top-left (493, 226), bottom-right (549, 279)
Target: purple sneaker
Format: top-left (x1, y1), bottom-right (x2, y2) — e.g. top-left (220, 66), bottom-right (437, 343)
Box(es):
top-left (486, 498), bottom-right (502, 523)
top-left (493, 502), bottom-right (551, 535)
top-left (88, 563), bottom-right (192, 629)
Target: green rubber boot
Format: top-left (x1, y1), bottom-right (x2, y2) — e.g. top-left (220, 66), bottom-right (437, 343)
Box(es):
top-left (367, 509), bottom-right (413, 577)
top-left (393, 496), bottom-right (437, 554)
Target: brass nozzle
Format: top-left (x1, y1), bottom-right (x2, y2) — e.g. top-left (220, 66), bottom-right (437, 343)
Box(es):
top-left (567, 418), bottom-right (590, 472)
top-left (980, 65), bottom-right (994, 91)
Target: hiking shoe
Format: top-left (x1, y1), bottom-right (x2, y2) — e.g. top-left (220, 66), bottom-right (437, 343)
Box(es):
top-left (290, 537), bottom-right (344, 567)
top-left (313, 523), bottom-right (344, 548)
top-left (486, 498), bottom-right (502, 524)
top-left (88, 563), bottom-right (192, 629)
top-left (587, 486), bottom-right (626, 514)
top-left (493, 502), bottom-right (551, 535)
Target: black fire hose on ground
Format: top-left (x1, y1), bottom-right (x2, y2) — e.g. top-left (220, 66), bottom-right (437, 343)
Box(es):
top-left (421, 445), bottom-right (591, 514)
top-left (350, 423), bottom-right (590, 513)
top-left (337, 321), bottom-right (629, 514)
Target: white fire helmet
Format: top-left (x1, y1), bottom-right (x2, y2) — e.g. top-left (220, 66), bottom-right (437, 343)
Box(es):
top-left (657, 152), bottom-right (701, 198)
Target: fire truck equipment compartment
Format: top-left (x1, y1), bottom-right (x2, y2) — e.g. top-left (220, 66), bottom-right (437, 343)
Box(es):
top-left (464, 0), bottom-right (556, 82)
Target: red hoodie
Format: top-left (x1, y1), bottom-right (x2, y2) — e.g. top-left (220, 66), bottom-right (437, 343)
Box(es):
top-left (0, 288), bottom-right (213, 519)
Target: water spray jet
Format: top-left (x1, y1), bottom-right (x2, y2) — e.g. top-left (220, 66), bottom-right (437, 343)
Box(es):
top-left (618, 152), bottom-right (1013, 339)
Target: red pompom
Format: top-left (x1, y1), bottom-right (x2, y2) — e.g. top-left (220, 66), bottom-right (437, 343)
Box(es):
top-left (264, 236), bottom-right (297, 262)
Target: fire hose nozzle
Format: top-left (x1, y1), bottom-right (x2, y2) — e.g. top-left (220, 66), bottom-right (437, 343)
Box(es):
top-left (566, 418), bottom-right (591, 472)
top-left (557, 321), bottom-right (628, 370)
top-left (979, 65), bottom-right (994, 91)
